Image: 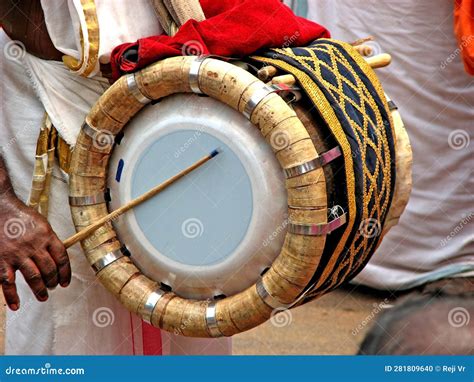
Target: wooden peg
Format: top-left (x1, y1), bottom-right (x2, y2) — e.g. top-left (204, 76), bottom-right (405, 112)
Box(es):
top-left (365, 53), bottom-right (392, 69)
top-left (257, 65), bottom-right (278, 81)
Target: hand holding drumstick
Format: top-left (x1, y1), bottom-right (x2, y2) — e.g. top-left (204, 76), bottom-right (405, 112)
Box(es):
top-left (63, 149), bottom-right (220, 248)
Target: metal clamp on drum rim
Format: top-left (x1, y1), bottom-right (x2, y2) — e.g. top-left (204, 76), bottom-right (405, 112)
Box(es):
top-left (142, 290), bottom-right (165, 324)
top-left (91, 248), bottom-right (125, 273)
top-left (189, 55), bottom-right (210, 94)
top-left (270, 83), bottom-right (302, 103)
top-left (256, 278), bottom-right (290, 310)
top-left (387, 100), bottom-right (398, 111)
top-left (69, 191), bottom-right (108, 206)
top-left (270, 83), bottom-right (301, 93)
top-left (288, 212), bottom-right (347, 236)
top-left (243, 84), bottom-right (275, 119)
top-left (126, 73), bottom-right (152, 104)
top-left (206, 301), bottom-right (223, 337)
top-left (285, 147), bottom-right (342, 178)
top-left (82, 122), bottom-right (116, 151)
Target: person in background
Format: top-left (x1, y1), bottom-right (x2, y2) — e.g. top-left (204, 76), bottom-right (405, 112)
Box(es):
top-left (0, 0), bottom-right (230, 355)
top-left (359, 285), bottom-right (474, 354)
top-left (294, 0), bottom-right (473, 354)
top-left (301, 0), bottom-right (473, 291)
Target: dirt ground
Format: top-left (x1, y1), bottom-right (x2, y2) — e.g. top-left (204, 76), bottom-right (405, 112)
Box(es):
top-left (0, 284), bottom-right (394, 355)
top-left (232, 285), bottom-right (393, 355)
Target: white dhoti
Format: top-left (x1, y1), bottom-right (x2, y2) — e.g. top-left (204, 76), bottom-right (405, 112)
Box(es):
top-left (1, 0), bottom-right (231, 355)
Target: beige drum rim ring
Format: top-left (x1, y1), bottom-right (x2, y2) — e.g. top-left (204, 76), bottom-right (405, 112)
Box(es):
top-left (69, 55), bottom-right (329, 337)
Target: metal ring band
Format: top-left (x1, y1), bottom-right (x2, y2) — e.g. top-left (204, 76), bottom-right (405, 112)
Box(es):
top-left (82, 122), bottom-right (116, 153)
top-left (387, 100), bottom-right (398, 111)
top-left (126, 74), bottom-right (152, 104)
top-left (91, 248), bottom-right (125, 273)
top-left (82, 121), bottom-right (113, 140)
top-left (256, 278), bottom-right (290, 309)
top-left (206, 301), bottom-right (223, 337)
top-left (288, 212), bottom-right (348, 236)
top-left (142, 290), bottom-right (165, 324)
top-left (69, 192), bottom-right (107, 206)
top-left (189, 55), bottom-right (209, 94)
top-left (243, 84), bottom-right (274, 119)
top-left (284, 146), bottom-right (342, 178)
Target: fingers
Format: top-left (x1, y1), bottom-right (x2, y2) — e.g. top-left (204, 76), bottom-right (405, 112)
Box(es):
top-left (32, 250), bottom-right (58, 289)
top-left (19, 259), bottom-right (48, 302)
top-left (1, 266), bottom-right (19, 310)
top-left (47, 239), bottom-right (71, 288)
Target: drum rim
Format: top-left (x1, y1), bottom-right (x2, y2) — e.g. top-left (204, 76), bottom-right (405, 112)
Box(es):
top-left (69, 55), bottom-right (328, 337)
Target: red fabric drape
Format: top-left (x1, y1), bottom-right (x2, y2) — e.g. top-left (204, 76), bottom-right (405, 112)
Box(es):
top-left (110, 0), bottom-right (329, 80)
top-left (141, 321), bottom-right (163, 355)
top-left (454, 0), bottom-right (474, 75)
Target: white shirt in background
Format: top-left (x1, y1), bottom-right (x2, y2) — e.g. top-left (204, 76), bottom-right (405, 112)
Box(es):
top-left (305, 0), bottom-right (474, 290)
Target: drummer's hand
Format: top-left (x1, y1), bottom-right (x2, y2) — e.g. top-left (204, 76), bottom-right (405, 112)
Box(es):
top-left (0, 195), bottom-right (71, 311)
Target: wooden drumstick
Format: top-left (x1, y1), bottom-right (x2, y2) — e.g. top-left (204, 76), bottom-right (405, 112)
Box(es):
top-left (63, 149), bottom-right (220, 248)
top-left (365, 53), bottom-right (392, 69)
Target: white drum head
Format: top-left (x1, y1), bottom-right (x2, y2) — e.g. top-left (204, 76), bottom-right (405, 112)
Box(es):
top-left (108, 94), bottom-right (287, 299)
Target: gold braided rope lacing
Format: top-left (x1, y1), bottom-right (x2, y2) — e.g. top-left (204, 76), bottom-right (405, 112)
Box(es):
top-left (252, 39), bottom-right (395, 297)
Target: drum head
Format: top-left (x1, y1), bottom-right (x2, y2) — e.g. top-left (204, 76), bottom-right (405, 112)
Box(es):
top-left (108, 94), bottom-right (287, 299)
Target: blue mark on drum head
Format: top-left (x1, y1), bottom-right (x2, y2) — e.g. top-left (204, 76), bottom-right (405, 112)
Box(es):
top-left (116, 159), bottom-right (124, 182)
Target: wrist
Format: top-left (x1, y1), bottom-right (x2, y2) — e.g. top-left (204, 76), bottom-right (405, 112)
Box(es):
top-left (0, 156), bottom-right (19, 200)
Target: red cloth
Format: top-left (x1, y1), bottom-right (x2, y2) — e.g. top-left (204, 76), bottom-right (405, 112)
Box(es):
top-left (110, 0), bottom-right (329, 80)
top-left (141, 321), bottom-right (163, 355)
top-left (454, 0), bottom-right (474, 75)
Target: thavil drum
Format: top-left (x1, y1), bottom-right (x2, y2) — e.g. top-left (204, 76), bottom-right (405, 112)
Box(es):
top-left (68, 39), bottom-right (412, 337)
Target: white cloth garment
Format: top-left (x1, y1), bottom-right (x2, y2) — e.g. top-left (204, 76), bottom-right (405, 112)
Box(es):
top-left (1, 0), bottom-right (231, 355)
top-left (306, 0), bottom-right (474, 290)
top-left (1, 30), bottom-right (137, 355)
top-left (41, 0), bottom-right (162, 76)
